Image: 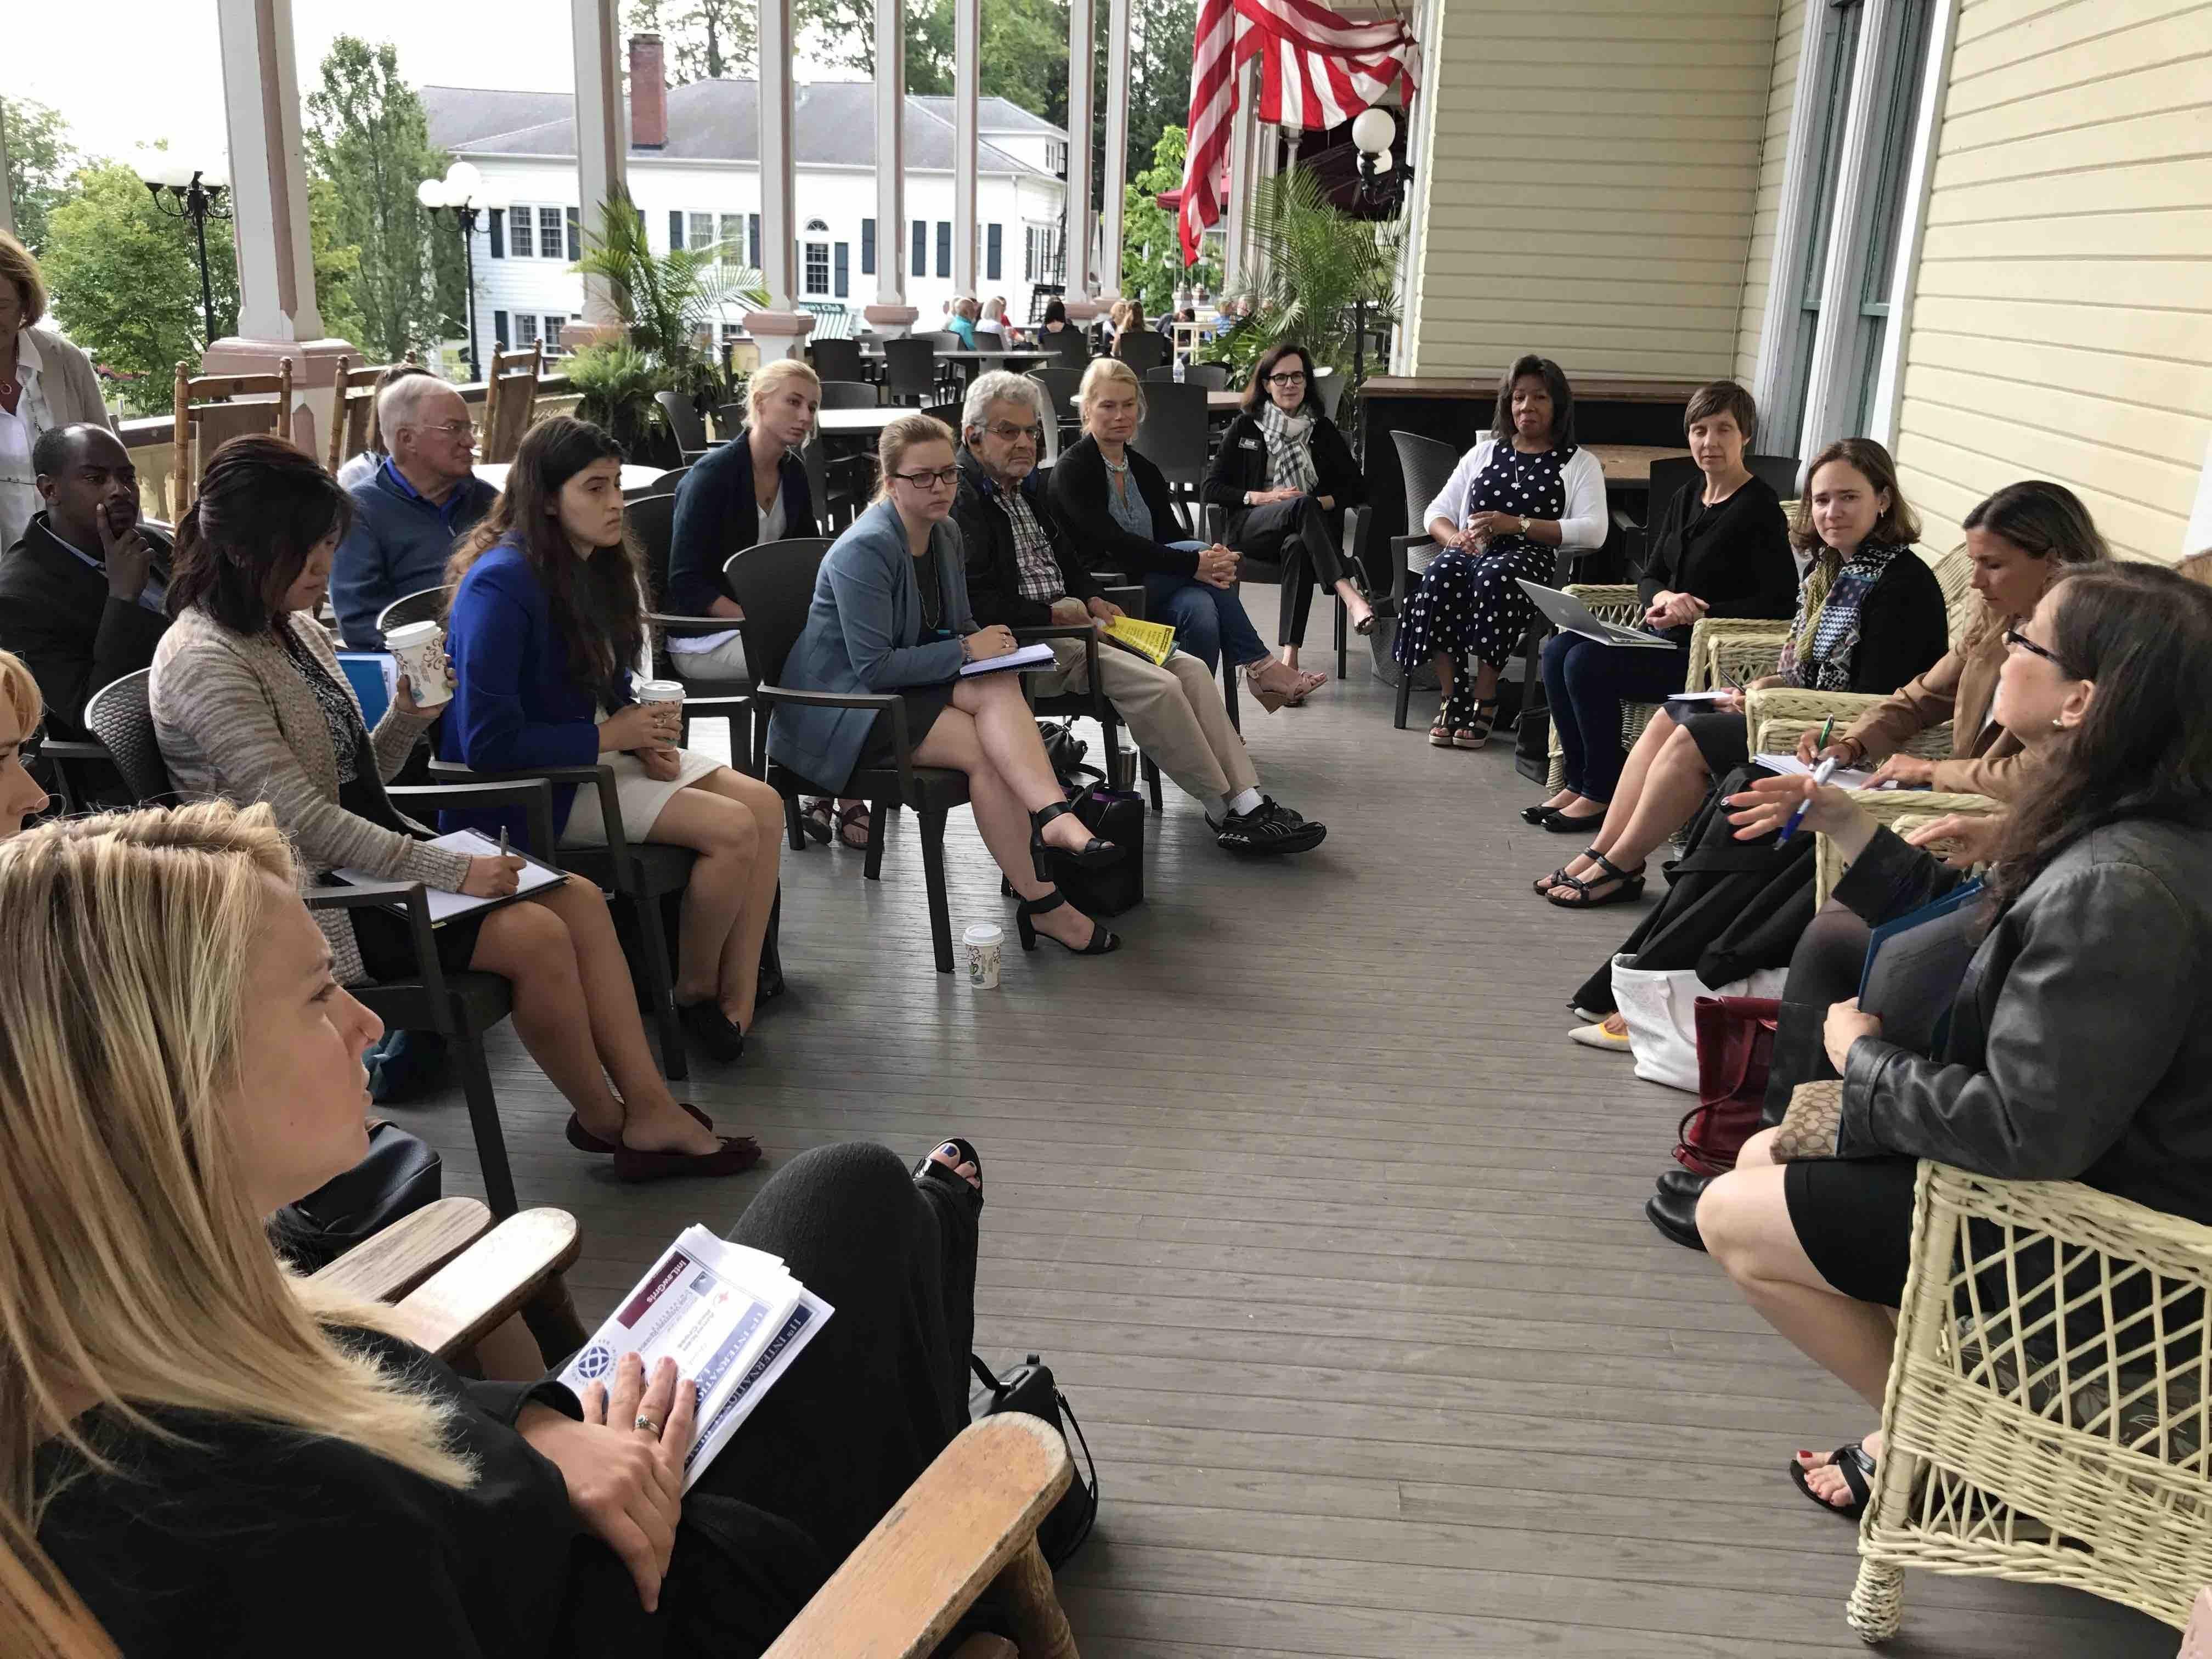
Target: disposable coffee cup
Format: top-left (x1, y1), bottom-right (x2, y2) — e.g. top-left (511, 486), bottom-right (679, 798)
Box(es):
top-left (636, 679), bottom-right (686, 706)
top-left (963, 922), bottom-right (1004, 990)
top-left (384, 620), bottom-right (452, 708)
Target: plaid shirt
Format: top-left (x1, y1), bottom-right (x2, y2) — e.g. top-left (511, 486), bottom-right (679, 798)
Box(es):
top-left (996, 486), bottom-right (1066, 605)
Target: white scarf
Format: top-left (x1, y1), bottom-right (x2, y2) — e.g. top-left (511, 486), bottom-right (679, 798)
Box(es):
top-left (1258, 401), bottom-right (1319, 496)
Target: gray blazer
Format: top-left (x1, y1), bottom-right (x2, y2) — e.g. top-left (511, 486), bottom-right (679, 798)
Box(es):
top-left (766, 498), bottom-right (974, 789)
top-left (1835, 817), bottom-right (2212, 1227)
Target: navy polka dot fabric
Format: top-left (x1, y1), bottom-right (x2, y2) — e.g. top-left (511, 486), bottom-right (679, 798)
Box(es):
top-left (1394, 443), bottom-right (1577, 677)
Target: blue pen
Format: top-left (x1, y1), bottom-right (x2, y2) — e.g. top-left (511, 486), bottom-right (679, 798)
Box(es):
top-left (1777, 756), bottom-right (1840, 844)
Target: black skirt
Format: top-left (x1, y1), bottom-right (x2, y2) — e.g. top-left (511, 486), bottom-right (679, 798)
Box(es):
top-left (845, 686), bottom-right (955, 789)
top-left (1785, 1154), bottom-right (1918, 1307)
top-left (347, 895), bottom-right (487, 984)
top-left (1682, 709), bottom-right (1753, 778)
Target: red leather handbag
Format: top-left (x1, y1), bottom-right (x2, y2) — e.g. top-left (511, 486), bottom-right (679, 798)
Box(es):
top-left (1674, 995), bottom-right (1780, 1177)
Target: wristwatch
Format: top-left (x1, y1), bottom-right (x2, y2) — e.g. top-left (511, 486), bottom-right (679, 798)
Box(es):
top-left (1519, 515), bottom-right (1531, 535)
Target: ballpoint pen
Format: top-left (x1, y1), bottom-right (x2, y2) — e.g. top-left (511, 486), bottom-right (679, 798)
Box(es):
top-left (1778, 756), bottom-right (1839, 844)
top-left (1817, 714), bottom-right (1835, 752)
top-left (498, 826), bottom-right (509, 860)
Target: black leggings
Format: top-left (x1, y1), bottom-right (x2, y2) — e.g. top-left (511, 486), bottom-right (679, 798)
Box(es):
top-left (1230, 494), bottom-right (1351, 647)
top-left (1760, 899), bottom-right (1875, 1126)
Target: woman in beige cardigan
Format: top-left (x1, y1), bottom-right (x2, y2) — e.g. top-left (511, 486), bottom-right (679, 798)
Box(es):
top-left (150, 435), bottom-right (758, 1182)
top-left (0, 230), bottom-right (113, 554)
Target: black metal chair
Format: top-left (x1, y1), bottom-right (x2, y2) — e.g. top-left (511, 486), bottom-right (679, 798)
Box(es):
top-left (648, 465), bottom-right (693, 495)
top-left (627, 493), bottom-right (679, 596)
top-left (713, 401), bottom-right (749, 443)
top-left (1385, 429), bottom-right (1465, 729)
top-left (84, 668), bottom-right (557, 1216)
top-left (654, 391), bottom-right (713, 463)
top-left (818, 380), bottom-right (879, 410)
top-left (1115, 331), bottom-right (1170, 374)
top-left (1204, 498), bottom-right (1376, 686)
top-left (1133, 382), bottom-right (1211, 535)
top-left (883, 338), bottom-right (939, 407)
top-left (376, 586), bottom-right (447, 637)
top-left (724, 539), bottom-right (973, 973)
top-left (1144, 363), bottom-right (1228, 392)
top-left (1609, 455), bottom-right (1700, 572)
top-left (809, 337), bottom-right (865, 385)
top-left (1045, 328), bottom-right (1090, 370)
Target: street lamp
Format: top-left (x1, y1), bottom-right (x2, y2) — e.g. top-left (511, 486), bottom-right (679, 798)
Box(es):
top-left (1347, 106), bottom-right (1404, 422)
top-left (140, 160), bottom-right (230, 346)
top-left (418, 162), bottom-right (486, 380)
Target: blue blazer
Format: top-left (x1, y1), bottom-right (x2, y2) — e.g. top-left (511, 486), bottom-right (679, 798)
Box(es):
top-left (766, 498), bottom-right (973, 791)
top-left (437, 539), bottom-right (620, 851)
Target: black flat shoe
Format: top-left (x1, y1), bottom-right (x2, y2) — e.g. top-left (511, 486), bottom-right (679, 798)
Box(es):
top-left (1029, 799), bottom-right (1120, 883)
top-left (1536, 806), bottom-right (1609, 834)
top-left (1655, 1165), bottom-right (1711, 1200)
top-left (678, 999), bottom-right (747, 1063)
top-left (1522, 801), bottom-right (1568, 825)
top-left (1645, 1183), bottom-right (1707, 1251)
top-left (757, 961), bottom-right (785, 1004)
top-left (1014, 888), bottom-right (1120, 955)
top-left (567, 1103), bottom-right (715, 1156)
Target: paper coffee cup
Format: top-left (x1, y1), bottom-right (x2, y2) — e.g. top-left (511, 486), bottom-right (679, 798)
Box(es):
top-left (963, 922), bottom-right (1004, 990)
top-left (636, 679), bottom-right (686, 705)
top-left (383, 619), bottom-right (452, 708)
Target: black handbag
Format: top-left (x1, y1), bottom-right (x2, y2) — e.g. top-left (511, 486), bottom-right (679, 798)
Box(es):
top-left (970, 1353), bottom-right (1098, 1568)
top-left (1049, 781), bottom-right (1144, 916)
top-left (1037, 719), bottom-right (1090, 789)
top-left (268, 1120), bottom-right (444, 1273)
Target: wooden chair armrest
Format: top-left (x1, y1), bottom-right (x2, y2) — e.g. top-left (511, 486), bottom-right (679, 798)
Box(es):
top-left (386, 1207), bottom-right (582, 1361)
top-left (763, 1413), bottom-right (1073, 1659)
top-left (308, 1197), bottom-right (494, 1304)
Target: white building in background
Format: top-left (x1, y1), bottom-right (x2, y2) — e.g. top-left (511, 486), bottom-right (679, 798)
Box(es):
top-left (422, 40), bottom-right (1070, 356)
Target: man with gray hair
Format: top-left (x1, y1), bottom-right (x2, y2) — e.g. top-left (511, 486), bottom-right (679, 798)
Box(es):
top-left (331, 373), bottom-right (498, 647)
top-left (951, 371), bottom-right (1325, 855)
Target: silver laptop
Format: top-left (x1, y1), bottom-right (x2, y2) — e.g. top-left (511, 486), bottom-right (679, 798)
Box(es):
top-left (1516, 579), bottom-right (1677, 650)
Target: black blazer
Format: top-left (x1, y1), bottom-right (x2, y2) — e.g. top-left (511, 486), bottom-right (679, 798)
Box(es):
top-left (666, 430), bottom-right (818, 614)
top-left (1047, 434), bottom-right (1197, 579)
top-left (951, 452), bottom-right (1103, 630)
top-left (1201, 410), bottom-right (1365, 538)
top-left (1829, 545), bottom-right (1951, 695)
top-left (1637, 475), bottom-right (1796, 644)
top-left (0, 511), bottom-right (173, 741)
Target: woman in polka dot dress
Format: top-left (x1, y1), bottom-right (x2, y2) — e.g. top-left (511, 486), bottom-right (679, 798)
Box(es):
top-left (1393, 357), bottom-right (1609, 747)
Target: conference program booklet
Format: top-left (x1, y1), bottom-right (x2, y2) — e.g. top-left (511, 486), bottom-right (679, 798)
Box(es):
top-left (330, 829), bottom-right (567, 927)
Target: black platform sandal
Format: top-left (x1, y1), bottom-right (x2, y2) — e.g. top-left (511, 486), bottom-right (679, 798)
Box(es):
top-left (1455, 696), bottom-right (1502, 749)
top-left (1534, 848), bottom-right (1604, 895)
top-left (1029, 799), bottom-right (1120, 882)
top-left (1015, 888), bottom-right (1121, 955)
top-left (1543, 850), bottom-right (1647, 909)
top-left (913, 1137), bottom-right (984, 1199)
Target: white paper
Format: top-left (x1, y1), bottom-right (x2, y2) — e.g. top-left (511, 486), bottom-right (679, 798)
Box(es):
top-left (959, 641), bottom-right (1058, 676)
top-left (330, 829), bottom-right (565, 924)
top-left (1753, 752), bottom-right (1882, 790)
top-left (667, 628), bottom-right (743, 656)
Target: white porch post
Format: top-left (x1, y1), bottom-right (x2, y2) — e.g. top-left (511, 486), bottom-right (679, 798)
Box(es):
top-left (865, 0), bottom-right (917, 337)
top-left (1063, 0), bottom-right (1097, 316)
top-left (1222, 59), bottom-right (1257, 291)
top-left (1096, 0), bottom-right (1130, 305)
top-left (746, 0), bottom-right (814, 360)
top-left (567, 0), bottom-right (630, 343)
top-left (952, 0), bottom-right (980, 296)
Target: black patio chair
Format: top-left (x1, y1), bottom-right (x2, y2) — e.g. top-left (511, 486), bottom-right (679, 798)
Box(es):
top-left (654, 391), bottom-right (713, 464)
top-left (883, 338), bottom-right (940, 407)
top-left (1385, 428), bottom-right (1464, 728)
top-left (809, 336), bottom-right (865, 384)
top-left (1202, 498), bottom-right (1376, 686)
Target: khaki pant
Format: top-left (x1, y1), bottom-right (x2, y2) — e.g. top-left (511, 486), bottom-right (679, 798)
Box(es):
top-left (1035, 637), bottom-right (1258, 802)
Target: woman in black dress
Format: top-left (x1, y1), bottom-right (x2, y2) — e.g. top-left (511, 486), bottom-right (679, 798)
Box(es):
top-left (1393, 355), bottom-right (1610, 748)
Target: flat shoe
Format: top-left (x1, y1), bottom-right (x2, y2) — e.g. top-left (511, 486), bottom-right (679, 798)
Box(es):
top-left (1645, 1186), bottom-right (1707, 1251)
top-left (1537, 807), bottom-right (1608, 834)
top-left (678, 999), bottom-right (747, 1063)
top-left (567, 1103), bottom-right (714, 1156)
top-left (613, 1134), bottom-right (766, 1183)
top-left (1570, 1019), bottom-right (1630, 1052)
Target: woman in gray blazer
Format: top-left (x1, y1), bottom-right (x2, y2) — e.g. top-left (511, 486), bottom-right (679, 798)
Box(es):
top-left (768, 413), bottom-right (1124, 956)
top-left (1695, 562), bottom-right (2212, 1521)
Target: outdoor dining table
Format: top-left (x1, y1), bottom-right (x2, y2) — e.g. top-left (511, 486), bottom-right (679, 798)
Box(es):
top-left (473, 461), bottom-right (667, 498)
top-left (1584, 444), bottom-right (1692, 484)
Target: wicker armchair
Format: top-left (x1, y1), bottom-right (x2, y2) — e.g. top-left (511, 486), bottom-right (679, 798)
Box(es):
top-left (1810, 790), bottom-right (2001, 905)
top-left (1845, 1154), bottom-right (2212, 1643)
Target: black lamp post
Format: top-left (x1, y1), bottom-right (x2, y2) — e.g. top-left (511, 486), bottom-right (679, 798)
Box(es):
top-left (418, 163), bottom-right (486, 380)
top-left (142, 163), bottom-right (230, 346)
top-left (1347, 106), bottom-right (1403, 413)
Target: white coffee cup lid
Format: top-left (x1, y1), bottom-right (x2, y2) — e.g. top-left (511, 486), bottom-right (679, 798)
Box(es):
top-left (636, 679), bottom-right (686, 700)
top-left (962, 923), bottom-right (1004, 946)
top-left (385, 620), bottom-right (442, 646)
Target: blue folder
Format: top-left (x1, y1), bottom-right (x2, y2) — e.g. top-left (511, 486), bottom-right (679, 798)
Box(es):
top-left (335, 652), bottom-right (397, 729)
top-left (1858, 878), bottom-right (1985, 1055)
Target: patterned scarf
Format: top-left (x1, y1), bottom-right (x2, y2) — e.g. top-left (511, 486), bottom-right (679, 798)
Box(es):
top-left (1258, 401), bottom-right (1319, 496)
top-left (1777, 541), bottom-right (1904, 692)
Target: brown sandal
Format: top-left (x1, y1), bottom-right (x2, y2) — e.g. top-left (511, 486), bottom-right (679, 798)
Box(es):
top-left (836, 802), bottom-right (873, 848)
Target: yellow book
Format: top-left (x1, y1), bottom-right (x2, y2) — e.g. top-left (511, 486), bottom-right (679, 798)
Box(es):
top-left (1101, 615), bottom-right (1177, 666)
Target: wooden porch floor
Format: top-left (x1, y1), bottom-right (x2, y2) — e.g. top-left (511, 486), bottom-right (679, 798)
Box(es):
top-left (398, 599), bottom-right (2178, 1658)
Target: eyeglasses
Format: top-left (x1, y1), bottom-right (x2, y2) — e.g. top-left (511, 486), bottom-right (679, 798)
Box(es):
top-left (893, 466), bottom-right (962, 489)
top-left (2004, 628), bottom-right (2071, 673)
top-left (417, 420), bottom-right (476, 441)
top-left (984, 422), bottom-right (1042, 443)
top-left (1266, 372), bottom-right (1308, 387)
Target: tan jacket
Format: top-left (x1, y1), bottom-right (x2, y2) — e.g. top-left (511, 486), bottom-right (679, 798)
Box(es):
top-left (1842, 619), bottom-right (2025, 799)
top-left (150, 604), bottom-right (466, 985)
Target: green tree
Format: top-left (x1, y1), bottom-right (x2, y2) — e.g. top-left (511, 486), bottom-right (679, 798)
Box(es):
top-left (1121, 125), bottom-right (1216, 317)
top-left (2, 97), bottom-right (79, 253)
top-left (627, 0), bottom-right (756, 79)
top-left (1125, 0), bottom-right (1195, 185)
top-left (304, 36), bottom-right (453, 361)
top-left (795, 0), bottom-right (951, 92)
top-left (307, 176), bottom-right (370, 352)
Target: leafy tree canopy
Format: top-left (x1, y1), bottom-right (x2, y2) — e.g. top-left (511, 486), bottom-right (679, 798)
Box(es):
top-left (627, 0), bottom-right (758, 81)
top-left (3, 96), bottom-right (78, 254)
top-left (1121, 125), bottom-right (1217, 318)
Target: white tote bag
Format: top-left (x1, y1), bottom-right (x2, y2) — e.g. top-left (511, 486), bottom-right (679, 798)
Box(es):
top-left (1609, 953), bottom-right (1788, 1093)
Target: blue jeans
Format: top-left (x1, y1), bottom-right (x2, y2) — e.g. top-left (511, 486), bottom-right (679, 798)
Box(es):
top-left (1538, 630), bottom-right (1690, 804)
top-left (1143, 554), bottom-right (1269, 673)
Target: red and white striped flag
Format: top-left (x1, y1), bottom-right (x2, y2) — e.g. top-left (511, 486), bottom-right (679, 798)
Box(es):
top-left (1177, 0), bottom-right (1419, 264)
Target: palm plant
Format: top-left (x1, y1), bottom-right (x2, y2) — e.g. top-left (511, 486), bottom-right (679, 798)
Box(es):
top-left (1210, 166), bottom-right (1402, 395)
top-left (564, 340), bottom-right (664, 459)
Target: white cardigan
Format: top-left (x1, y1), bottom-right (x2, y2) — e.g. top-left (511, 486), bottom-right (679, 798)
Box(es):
top-left (1421, 439), bottom-right (1608, 554)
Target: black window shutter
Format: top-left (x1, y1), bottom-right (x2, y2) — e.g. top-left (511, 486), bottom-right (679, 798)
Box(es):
top-left (935, 221), bottom-right (951, 279)
top-left (493, 309), bottom-right (510, 348)
top-left (860, 218), bottom-right (876, 276)
top-left (488, 207), bottom-right (505, 259)
top-left (566, 206), bottom-right (580, 261)
top-left (748, 214), bottom-right (761, 268)
top-left (986, 223), bottom-right (1002, 281)
top-left (912, 219), bottom-right (926, 277)
top-left (834, 243), bottom-right (849, 298)
top-left (669, 211), bottom-right (685, 250)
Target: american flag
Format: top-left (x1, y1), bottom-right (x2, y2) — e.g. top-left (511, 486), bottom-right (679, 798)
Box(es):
top-left (1177, 0), bottom-right (1420, 264)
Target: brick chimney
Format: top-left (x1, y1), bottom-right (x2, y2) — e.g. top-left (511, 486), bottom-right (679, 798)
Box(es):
top-left (630, 34), bottom-right (668, 150)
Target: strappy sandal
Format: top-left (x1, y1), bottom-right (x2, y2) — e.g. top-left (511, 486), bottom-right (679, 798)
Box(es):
top-left (1283, 668), bottom-right (1327, 706)
top-left (799, 797), bottom-right (834, 844)
top-left (1535, 848), bottom-right (1604, 895)
top-left (1014, 888), bottom-right (1121, 955)
top-left (1788, 1442), bottom-right (1876, 1522)
top-left (913, 1137), bottom-right (984, 1202)
top-left (1243, 662), bottom-right (1293, 713)
top-left (835, 801), bottom-right (872, 848)
top-left (1454, 697), bottom-right (1501, 749)
top-left (1543, 851), bottom-right (1647, 909)
top-left (1028, 800), bottom-right (1120, 883)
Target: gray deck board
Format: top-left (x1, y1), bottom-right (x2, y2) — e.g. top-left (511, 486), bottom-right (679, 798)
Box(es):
top-left (393, 606), bottom-right (2176, 1656)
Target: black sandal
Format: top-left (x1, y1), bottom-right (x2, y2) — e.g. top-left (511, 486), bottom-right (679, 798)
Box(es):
top-left (799, 797), bottom-right (834, 844)
top-left (913, 1137), bottom-right (984, 1199)
top-left (1455, 697), bottom-right (1501, 749)
top-left (1029, 799), bottom-right (1119, 883)
top-left (1543, 851), bottom-right (1647, 909)
top-left (1534, 848), bottom-right (1603, 895)
top-left (1788, 1442), bottom-right (1876, 1521)
top-left (1015, 888), bottom-right (1120, 955)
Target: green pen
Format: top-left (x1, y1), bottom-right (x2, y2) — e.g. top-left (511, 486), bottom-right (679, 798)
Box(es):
top-left (1818, 714), bottom-right (1835, 751)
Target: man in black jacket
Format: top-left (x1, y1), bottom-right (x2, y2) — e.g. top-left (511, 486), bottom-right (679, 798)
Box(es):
top-left (0, 424), bottom-right (172, 804)
top-left (952, 371), bottom-right (1324, 855)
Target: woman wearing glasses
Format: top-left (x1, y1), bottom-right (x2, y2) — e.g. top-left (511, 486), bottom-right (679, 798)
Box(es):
top-left (1203, 342), bottom-right (1372, 701)
top-left (770, 414), bottom-right (1124, 956)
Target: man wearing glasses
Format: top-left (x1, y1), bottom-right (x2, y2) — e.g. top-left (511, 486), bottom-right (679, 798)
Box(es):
top-left (951, 371), bottom-right (1326, 855)
top-left (331, 375), bottom-right (498, 647)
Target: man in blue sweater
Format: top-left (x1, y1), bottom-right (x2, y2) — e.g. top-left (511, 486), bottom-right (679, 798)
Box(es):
top-left (331, 376), bottom-right (497, 647)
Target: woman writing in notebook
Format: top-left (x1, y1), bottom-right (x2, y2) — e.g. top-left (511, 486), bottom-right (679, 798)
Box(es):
top-left (148, 435), bottom-right (753, 1182)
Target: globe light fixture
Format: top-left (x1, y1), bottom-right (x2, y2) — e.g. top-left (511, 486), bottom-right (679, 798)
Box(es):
top-left (1351, 105), bottom-right (1397, 160)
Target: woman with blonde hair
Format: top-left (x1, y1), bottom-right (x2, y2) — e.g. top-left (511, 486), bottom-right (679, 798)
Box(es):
top-left (8, 797), bottom-right (996, 1651)
top-left (770, 414), bottom-right (1125, 953)
top-left (0, 229), bottom-right (114, 553)
top-left (0, 649), bottom-right (49, 836)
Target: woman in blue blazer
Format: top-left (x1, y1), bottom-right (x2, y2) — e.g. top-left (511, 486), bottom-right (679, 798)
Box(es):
top-left (769, 413), bottom-right (1124, 955)
top-left (442, 416), bottom-right (785, 1070)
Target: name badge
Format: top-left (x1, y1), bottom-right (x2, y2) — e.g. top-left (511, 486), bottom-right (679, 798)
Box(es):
top-left (1239, 437), bottom-right (1261, 450)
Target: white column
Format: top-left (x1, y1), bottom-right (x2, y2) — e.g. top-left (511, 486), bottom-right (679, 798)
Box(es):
top-left (210, 0), bottom-right (349, 448)
top-left (1222, 59), bottom-right (1258, 291)
top-left (952, 0), bottom-right (980, 296)
top-left (1096, 0), bottom-right (1130, 304)
top-left (865, 0), bottom-right (917, 336)
top-left (569, 0), bottom-right (629, 338)
top-left (1063, 0), bottom-right (1097, 313)
top-left (747, 0), bottom-right (814, 359)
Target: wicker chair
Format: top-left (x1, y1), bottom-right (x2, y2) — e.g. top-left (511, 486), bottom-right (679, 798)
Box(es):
top-left (1808, 789), bottom-right (2002, 905)
top-left (1841, 1151), bottom-right (2212, 1643)
top-left (1541, 590), bottom-right (1765, 790)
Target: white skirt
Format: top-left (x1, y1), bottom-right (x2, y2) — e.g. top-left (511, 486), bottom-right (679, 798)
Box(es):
top-left (560, 746), bottom-right (721, 849)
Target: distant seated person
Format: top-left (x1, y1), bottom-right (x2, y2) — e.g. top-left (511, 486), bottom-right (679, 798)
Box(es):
top-left (333, 360), bottom-right (438, 491)
top-left (1036, 297), bottom-right (1076, 342)
top-left (1202, 342), bottom-right (1373, 699)
top-left (1109, 304), bottom-right (1154, 360)
top-left (0, 647), bottom-right (54, 833)
top-left (0, 424), bottom-right (172, 804)
top-left (1529, 380), bottom-right (1792, 838)
top-left (10, 798), bottom-right (1001, 1657)
top-left (974, 297), bottom-right (1010, 345)
top-left (331, 371), bottom-right (496, 648)
top-left (946, 297), bottom-right (980, 350)
top-left (955, 371), bottom-right (1324, 855)
top-left (1048, 359), bottom-right (1307, 709)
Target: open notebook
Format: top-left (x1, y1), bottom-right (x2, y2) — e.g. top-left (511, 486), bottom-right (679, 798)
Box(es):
top-left (331, 830), bottom-right (566, 926)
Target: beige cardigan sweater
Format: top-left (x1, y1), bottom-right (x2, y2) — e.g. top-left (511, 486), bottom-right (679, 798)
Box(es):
top-left (150, 605), bottom-right (470, 985)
